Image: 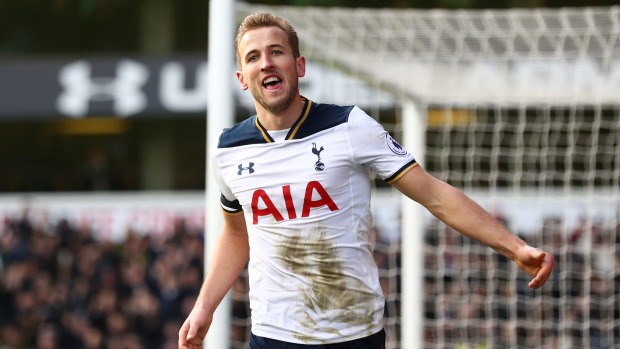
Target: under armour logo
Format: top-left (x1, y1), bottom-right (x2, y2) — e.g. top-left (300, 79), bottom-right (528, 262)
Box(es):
top-left (312, 143), bottom-right (325, 172)
top-left (238, 162), bottom-right (255, 175)
top-left (57, 60), bottom-right (149, 117)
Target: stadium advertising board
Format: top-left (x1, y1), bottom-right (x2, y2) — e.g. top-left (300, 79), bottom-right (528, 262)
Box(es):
top-left (0, 55), bottom-right (394, 119)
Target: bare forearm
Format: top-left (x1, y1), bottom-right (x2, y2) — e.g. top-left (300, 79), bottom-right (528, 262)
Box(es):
top-left (427, 183), bottom-right (525, 260)
top-left (178, 213), bottom-right (249, 348)
top-left (393, 166), bottom-right (524, 259)
top-left (394, 166), bottom-right (554, 288)
top-left (432, 190), bottom-right (554, 288)
top-left (195, 227), bottom-right (249, 315)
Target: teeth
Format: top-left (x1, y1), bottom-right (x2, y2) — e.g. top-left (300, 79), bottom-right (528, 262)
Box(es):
top-left (263, 77), bottom-right (280, 85)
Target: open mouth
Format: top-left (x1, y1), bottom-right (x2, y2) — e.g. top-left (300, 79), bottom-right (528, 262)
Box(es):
top-left (263, 76), bottom-right (282, 90)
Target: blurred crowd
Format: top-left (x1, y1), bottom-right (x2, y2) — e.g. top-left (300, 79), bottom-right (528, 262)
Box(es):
top-left (0, 212), bottom-right (204, 349)
top-left (1, 209), bottom-right (619, 349)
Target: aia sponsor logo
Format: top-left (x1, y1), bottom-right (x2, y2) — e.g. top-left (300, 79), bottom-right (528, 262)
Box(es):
top-left (251, 181), bottom-right (338, 224)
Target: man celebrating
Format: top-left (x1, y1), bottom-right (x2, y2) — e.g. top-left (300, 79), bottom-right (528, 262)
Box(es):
top-left (179, 12), bottom-right (554, 349)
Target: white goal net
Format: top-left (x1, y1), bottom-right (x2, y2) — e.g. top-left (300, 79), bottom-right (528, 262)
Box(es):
top-left (228, 4), bottom-right (620, 349)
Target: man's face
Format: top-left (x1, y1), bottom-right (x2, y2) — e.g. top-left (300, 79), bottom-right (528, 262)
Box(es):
top-left (236, 26), bottom-right (305, 114)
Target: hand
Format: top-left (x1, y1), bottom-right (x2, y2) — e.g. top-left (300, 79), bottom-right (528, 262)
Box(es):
top-left (178, 308), bottom-right (213, 349)
top-left (514, 245), bottom-right (555, 289)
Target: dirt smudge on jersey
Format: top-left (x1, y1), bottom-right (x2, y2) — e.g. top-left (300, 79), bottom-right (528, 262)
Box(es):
top-left (276, 225), bottom-right (377, 342)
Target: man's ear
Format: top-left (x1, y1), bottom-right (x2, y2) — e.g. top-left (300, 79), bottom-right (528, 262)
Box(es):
top-left (297, 56), bottom-right (306, 78)
top-left (236, 71), bottom-right (248, 90)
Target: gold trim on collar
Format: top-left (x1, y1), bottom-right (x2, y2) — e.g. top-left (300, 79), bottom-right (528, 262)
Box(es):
top-left (287, 98), bottom-right (312, 140)
top-left (254, 116), bottom-right (273, 143)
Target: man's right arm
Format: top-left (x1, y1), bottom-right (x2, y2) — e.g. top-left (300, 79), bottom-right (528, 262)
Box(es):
top-left (178, 211), bottom-right (249, 349)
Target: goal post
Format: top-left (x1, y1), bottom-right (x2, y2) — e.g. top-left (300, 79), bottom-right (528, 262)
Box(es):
top-left (206, 0), bottom-right (235, 348)
top-left (218, 3), bottom-right (620, 349)
top-left (400, 100), bottom-right (428, 349)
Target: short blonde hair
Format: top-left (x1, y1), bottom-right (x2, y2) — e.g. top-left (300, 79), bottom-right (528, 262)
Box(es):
top-left (234, 12), bottom-right (300, 68)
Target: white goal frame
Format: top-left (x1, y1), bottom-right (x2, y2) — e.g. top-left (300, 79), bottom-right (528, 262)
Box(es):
top-left (207, 2), bottom-right (620, 348)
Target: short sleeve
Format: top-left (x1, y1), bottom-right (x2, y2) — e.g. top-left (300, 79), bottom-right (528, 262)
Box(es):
top-left (211, 133), bottom-right (242, 213)
top-left (348, 106), bottom-right (417, 183)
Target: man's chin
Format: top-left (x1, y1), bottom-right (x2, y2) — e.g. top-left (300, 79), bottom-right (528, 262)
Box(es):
top-left (257, 95), bottom-right (294, 114)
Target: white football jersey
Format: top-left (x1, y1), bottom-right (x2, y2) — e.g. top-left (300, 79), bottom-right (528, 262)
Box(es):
top-left (212, 98), bottom-right (417, 344)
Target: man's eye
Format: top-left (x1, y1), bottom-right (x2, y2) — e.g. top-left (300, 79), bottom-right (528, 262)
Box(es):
top-left (248, 55), bottom-right (258, 62)
top-left (272, 50), bottom-right (282, 56)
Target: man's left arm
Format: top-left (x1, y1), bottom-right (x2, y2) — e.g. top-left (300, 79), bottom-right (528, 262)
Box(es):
top-left (392, 165), bottom-right (555, 289)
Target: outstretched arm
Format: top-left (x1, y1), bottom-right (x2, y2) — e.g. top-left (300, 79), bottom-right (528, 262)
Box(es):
top-left (179, 212), bottom-right (249, 348)
top-left (392, 165), bottom-right (554, 289)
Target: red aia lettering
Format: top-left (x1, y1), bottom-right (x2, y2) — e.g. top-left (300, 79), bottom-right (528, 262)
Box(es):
top-left (251, 189), bottom-right (284, 224)
top-left (301, 181), bottom-right (338, 217)
top-left (251, 181), bottom-right (338, 224)
top-left (283, 185), bottom-right (297, 220)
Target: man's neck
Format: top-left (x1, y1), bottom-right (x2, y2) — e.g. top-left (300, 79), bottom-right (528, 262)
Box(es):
top-left (255, 96), bottom-right (305, 131)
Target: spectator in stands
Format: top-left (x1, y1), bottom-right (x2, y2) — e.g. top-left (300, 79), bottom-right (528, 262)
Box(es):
top-left (0, 215), bottom-right (204, 349)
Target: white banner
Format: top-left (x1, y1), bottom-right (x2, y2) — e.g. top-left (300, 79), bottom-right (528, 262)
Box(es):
top-left (0, 192), bottom-right (205, 242)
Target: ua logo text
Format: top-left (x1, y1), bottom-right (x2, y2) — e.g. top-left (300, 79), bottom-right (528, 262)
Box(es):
top-left (57, 60), bottom-right (149, 117)
top-left (238, 163), bottom-right (255, 175)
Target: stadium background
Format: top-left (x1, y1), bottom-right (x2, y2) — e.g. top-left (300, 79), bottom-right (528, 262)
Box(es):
top-left (1, 1), bottom-right (619, 349)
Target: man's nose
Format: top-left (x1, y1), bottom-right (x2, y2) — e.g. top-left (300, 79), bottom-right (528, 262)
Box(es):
top-left (260, 55), bottom-right (274, 70)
